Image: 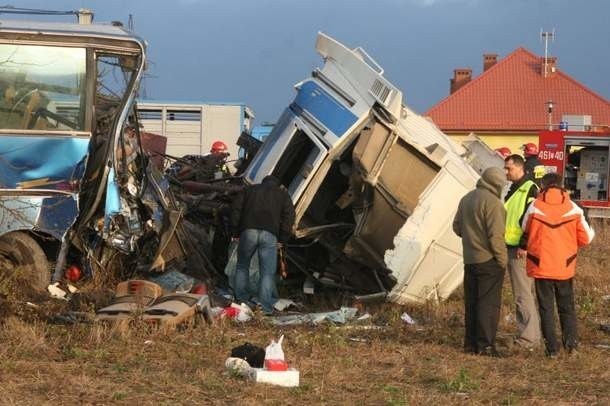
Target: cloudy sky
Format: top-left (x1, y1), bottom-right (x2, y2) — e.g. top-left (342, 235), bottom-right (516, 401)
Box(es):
top-left (5, 0), bottom-right (610, 124)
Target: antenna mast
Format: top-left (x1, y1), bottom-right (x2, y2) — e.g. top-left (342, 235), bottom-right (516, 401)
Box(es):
top-left (540, 28), bottom-right (555, 78)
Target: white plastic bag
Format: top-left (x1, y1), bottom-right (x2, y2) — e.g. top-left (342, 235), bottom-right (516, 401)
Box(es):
top-left (265, 335), bottom-right (285, 360)
top-left (264, 335), bottom-right (288, 371)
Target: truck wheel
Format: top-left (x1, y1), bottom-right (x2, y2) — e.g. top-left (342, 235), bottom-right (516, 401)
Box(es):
top-left (0, 231), bottom-right (51, 297)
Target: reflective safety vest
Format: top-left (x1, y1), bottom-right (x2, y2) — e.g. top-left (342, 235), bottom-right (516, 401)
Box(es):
top-left (533, 164), bottom-right (545, 180)
top-left (504, 180), bottom-right (537, 246)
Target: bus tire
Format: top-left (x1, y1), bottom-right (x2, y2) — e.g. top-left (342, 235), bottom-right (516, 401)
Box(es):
top-left (0, 231), bottom-right (51, 295)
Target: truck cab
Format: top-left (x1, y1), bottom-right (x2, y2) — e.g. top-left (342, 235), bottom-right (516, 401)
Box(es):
top-left (538, 129), bottom-right (610, 217)
top-left (242, 33), bottom-right (499, 303)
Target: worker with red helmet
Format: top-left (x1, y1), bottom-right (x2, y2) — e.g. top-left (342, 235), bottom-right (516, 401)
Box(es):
top-left (210, 140), bottom-right (228, 155)
top-left (208, 140), bottom-right (231, 178)
top-left (495, 147), bottom-right (512, 159)
top-left (521, 142), bottom-right (545, 185)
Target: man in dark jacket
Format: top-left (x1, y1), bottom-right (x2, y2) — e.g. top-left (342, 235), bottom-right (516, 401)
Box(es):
top-left (231, 175), bottom-right (295, 314)
top-left (453, 167), bottom-right (508, 357)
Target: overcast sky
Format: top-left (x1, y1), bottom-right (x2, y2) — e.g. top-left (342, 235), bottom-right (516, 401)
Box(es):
top-left (6, 0), bottom-right (610, 124)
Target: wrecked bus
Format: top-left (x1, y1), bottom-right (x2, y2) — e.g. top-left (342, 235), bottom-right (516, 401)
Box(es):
top-left (244, 33), bottom-right (496, 304)
top-left (0, 18), bottom-right (184, 293)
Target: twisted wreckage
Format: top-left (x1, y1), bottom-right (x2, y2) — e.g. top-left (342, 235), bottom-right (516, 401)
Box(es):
top-left (0, 16), bottom-right (500, 304)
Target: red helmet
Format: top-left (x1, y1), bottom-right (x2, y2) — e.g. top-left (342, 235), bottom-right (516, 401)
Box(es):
top-left (210, 140), bottom-right (228, 154)
top-left (522, 143), bottom-right (538, 156)
top-left (495, 147), bottom-right (511, 159)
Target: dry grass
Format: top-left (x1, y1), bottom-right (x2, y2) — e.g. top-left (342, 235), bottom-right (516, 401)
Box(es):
top-left (1, 220), bottom-right (609, 405)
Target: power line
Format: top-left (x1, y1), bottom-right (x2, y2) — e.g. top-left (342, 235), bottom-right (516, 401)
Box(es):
top-left (0, 6), bottom-right (78, 16)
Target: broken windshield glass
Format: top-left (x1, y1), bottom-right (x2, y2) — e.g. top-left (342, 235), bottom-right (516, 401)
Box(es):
top-left (0, 44), bottom-right (86, 131)
top-left (95, 54), bottom-right (137, 138)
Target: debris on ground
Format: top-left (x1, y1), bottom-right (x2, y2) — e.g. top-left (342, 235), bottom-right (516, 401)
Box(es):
top-left (270, 307), bottom-right (358, 326)
top-left (94, 279), bottom-right (213, 329)
top-left (226, 336), bottom-right (299, 387)
top-left (230, 342), bottom-right (265, 368)
top-left (400, 312), bottom-right (417, 325)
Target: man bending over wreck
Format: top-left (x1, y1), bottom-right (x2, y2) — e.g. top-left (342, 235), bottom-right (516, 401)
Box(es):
top-left (231, 175), bottom-right (295, 315)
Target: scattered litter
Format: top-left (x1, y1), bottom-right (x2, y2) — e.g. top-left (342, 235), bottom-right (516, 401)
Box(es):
top-left (144, 340), bottom-right (153, 345)
top-left (226, 338), bottom-right (299, 387)
top-left (270, 307), bottom-right (358, 326)
top-left (343, 325), bottom-right (389, 331)
top-left (254, 335), bottom-right (298, 387)
top-left (400, 312), bottom-right (416, 325)
top-left (348, 337), bottom-right (369, 343)
top-left (219, 303), bottom-right (253, 322)
top-left (252, 367), bottom-right (300, 387)
top-left (25, 302), bottom-right (39, 308)
top-left (147, 270), bottom-right (198, 293)
top-left (48, 311), bottom-right (93, 325)
top-left (47, 282), bottom-right (69, 301)
top-left (141, 293), bottom-right (205, 328)
top-left (231, 342), bottom-right (265, 368)
top-left (225, 357), bottom-right (254, 379)
top-left (264, 335), bottom-right (287, 371)
top-left (273, 298), bottom-right (298, 312)
top-left (594, 344), bottom-right (610, 350)
top-left (211, 307), bottom-right (225, 318)
top-left (357, 313), bottom-right (372, 321)
top-left (96, 280), bottom-right (163, 324)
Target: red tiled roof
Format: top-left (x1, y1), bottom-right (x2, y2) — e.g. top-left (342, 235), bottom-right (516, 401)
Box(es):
top-left (425, 47), bottom-right (610, 131)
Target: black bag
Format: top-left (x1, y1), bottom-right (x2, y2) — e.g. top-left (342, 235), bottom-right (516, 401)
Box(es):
top-left (230, 342), bottom-right (265, 368)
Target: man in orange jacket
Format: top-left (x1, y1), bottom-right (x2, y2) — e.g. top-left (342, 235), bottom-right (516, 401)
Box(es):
top-left (521, 173), bottom-right (595, 357)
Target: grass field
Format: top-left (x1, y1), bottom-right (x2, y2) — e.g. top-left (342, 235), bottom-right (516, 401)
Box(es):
top-left (0, 220), bottom-right (608, 405)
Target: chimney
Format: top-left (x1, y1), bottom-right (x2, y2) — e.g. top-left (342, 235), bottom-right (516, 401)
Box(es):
top-left (540, 56), bottom-right (557, 77)
top-left (483, 54), bottom-right (498, 71)
top-left (77, 8), bottom-right (94, 24)
top-left (450, 68), bottom-right (472, 94)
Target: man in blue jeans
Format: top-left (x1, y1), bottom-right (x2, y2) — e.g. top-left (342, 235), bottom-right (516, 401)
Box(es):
top-left (231, 175), bottom-right (295, 315)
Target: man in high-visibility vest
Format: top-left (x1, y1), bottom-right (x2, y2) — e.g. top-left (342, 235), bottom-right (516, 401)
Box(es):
top-left (504, 154), bottom-right (541, 349)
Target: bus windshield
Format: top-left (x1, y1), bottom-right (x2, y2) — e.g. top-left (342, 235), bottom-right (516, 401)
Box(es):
top-left (0, 44), bottom-right (86, 131)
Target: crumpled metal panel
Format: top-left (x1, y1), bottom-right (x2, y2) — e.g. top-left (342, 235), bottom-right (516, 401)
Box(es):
top-left (0, 195), bottom-right (77, 239)
top-left (0, 135), bottom-right (88, 238)
top-left (0, 135), bottom-right (89, 191)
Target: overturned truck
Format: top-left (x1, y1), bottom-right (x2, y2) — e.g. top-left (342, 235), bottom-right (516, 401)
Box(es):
top-left (236, 33), bottom-right (500, 304)
top-left (0, 17), bottom-right (188, 293)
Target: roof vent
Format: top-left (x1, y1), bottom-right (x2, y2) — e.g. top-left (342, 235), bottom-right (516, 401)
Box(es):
top-left (370, 79), bottom-right (392, 104)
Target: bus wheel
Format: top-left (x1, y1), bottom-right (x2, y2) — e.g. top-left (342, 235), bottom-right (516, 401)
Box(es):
top-left (0, 232), bottom-right (51, 298)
